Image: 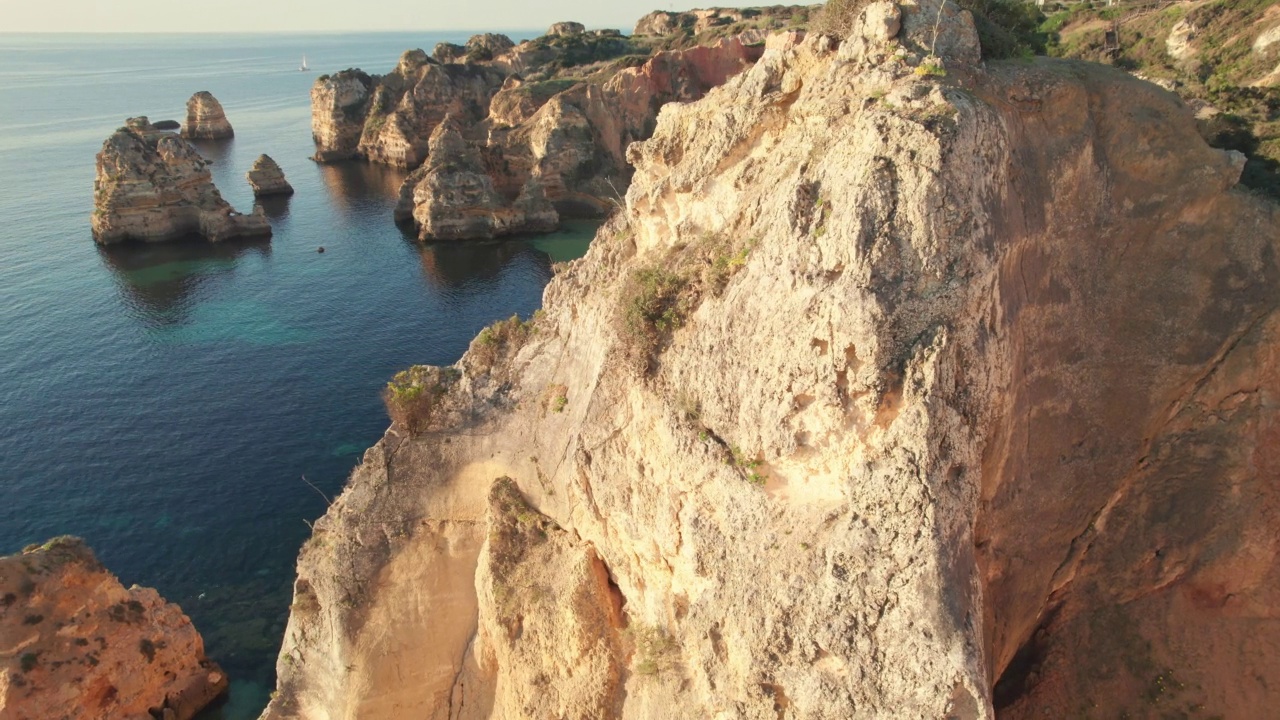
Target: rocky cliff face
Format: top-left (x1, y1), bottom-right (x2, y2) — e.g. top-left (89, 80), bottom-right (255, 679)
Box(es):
top-left (311, 19), bottom-right (776, 240)
top-left (263, 2), bottom-right (1280, 718)
top-left (182, 91), bottom-right (234, 140)
top-left (0, 537), bottom-right (226, 720)
top-left (392, 37), bottom-right (764, 240)
top-left (92, 118), bottom-right (271, 244)
top-left (247, 154), bottom-right (294, 197)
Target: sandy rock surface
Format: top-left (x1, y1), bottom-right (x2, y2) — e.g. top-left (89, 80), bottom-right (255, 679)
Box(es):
top-left (264, 2), bottom-right (1280, 718)
top-left (0, 537), bottom-right (226, 720)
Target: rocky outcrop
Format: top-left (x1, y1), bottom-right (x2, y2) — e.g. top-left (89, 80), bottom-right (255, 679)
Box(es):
top-left (246, 154), bottom-right (294, 197)
top-left (265, 2), bottom-right (1280, 718)
top-left (310, 13), bottom-right (785, 239)
top-left (92, 117), bottom-right (270, 244)
top-left (395, 116), bottom-right (557, 240)
top-left (309, 53), bottom-right (506, 167)
top-left (1, 537), bottom-right (226, 720)
top-left (465, 33), bottom-right (516, 60)
top-left (152, 119), bottom-right (181, 131)
top-left (546, 21), bottom-right (586, 37)
top-left (391, 36), bottom-right (764, 240)
top-left (181, 91), bottom-right (233, 140)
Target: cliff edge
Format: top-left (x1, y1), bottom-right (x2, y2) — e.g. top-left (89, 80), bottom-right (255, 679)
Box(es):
top-left (264, 1), bottom-right (1280, 718)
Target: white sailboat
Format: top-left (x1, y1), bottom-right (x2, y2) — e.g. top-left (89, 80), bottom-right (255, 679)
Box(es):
top-left (299, 54), bottom-right (309, 72)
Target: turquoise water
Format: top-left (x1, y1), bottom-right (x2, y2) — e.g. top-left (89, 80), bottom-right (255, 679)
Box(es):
top-left (0, 31), bottom-right (595, 718)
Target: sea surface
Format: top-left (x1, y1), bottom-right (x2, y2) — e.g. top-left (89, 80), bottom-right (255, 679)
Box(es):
top-left (0, 31), bottom-right (595, 718)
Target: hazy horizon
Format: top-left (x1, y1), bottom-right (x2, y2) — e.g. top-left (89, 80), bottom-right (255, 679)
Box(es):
top-left (2, 0), bottom-right (764, 34)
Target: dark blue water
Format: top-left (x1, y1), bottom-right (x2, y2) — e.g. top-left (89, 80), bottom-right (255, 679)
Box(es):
top-left (0, 32), bottom-right (595, 718)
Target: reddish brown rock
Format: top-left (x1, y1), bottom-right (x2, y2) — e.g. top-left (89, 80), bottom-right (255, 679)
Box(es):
top-left (0, 537), bottom-right (226, 720)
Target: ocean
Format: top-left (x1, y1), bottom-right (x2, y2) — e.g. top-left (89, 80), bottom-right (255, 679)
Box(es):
top-left (0, 31), bottom-right (596, 718)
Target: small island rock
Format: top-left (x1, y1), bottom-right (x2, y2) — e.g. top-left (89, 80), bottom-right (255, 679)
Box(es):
top-left (152, 119), bottom-right (181, 131)
top-left (246, 154), bottom-right (294, 197)
top-left (0, 537), bottom-right (227, 720)
top-left (92, 117), bottom-right (271, 244)
top-left (182, 91), bottom-right (234, 140)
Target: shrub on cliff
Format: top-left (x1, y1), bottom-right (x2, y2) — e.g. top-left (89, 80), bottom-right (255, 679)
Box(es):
top-left (382, 365), bottom-right (459, 433)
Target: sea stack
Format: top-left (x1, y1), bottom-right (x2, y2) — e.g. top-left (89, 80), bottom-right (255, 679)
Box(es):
top-left (92, 117), bottom-right (270, 244)
top-left (182, 91), bottom-right (234, 140)
top-left (246, 154), bottom-right (294, 197)
top-left (0, 537), bottom-right (227, 720)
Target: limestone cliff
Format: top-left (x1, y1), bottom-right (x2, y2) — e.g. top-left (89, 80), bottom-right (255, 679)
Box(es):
top-left (92, 118), bottom-right (271, 244)
top-left (0, 537), bottom-right (226, 720)
top-left (310, 15), bottom-right (786, 240)
top-left (182, 91), bottom-right (234, 140)
top-left (264, 2), bottom-right (1280, 718)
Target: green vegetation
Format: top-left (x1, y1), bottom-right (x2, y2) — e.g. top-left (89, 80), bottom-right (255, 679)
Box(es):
top-left (382, 365), bottom-right (460, 433)
top-left (616, 233), bottom-right (759, 375)
top-left (1042, 0), bottom-right (1280, 199)
top-left (545, 383), bottom-right (569, 413)
top-left (629, 623), bottom-right (678, 676)
top-left (471, 314), bottom-right (535, 372)
top-left (19, 653), bottom-right (37, 673)
top-left (812, 0), bottom-right (1046, 59)
top-left (729, 445), bottom-right (768, 486)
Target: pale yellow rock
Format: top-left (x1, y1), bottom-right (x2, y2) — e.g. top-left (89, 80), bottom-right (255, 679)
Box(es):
top-left (263, 5), bottom-right (1280, 720)
top-left (182, 91), bottom-right (234, 140)
top-left (92, 117), bottom-right (270, 244)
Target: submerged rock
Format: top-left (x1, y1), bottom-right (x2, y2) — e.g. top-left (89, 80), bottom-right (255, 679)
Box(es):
top-left (0, 537), bottom-right (226, 720)
top-left (266, 2), bottom-right (1280, 718)
top-left (92, 117), bottom-right (270, 244)
top-left (181, 91), bottom-right (234, 140)
top-left (246, 154), bottom-right (294, 197)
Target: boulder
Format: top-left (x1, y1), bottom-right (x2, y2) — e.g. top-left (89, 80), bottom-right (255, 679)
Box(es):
top-left (0, 537), bottom-right (227, 720)
top-left (246, 154), bottom-right (294, 197)
top-left (546, 21), bottom-right (586, 37)
top-left (92, 117), bottom-right (271, 244)
top-left (181, 91), bottom-right (233, 140)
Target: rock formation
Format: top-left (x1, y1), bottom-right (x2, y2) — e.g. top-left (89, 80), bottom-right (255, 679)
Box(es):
top-left (1, 537), bottom-right (226, 720)
top-left (246, 154), bottom-right (294, 197)
top-left (92, 117), bottom-right (271, 244)
top-left (181, 91), bottom-right (234, 140)
top-left (263, 1), bottom-right (1280, 718)
top-left (309, 15), bottom-right (786, 240)
top-left (546, 21), bottom-right (586, 37)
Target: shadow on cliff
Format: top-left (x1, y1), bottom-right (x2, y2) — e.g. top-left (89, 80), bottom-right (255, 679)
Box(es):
top-left (98, 237), bottom-right (272, 327)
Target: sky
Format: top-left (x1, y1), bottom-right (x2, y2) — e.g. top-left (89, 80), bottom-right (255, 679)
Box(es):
top-left (0, 0), bottom-right (732, 33)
